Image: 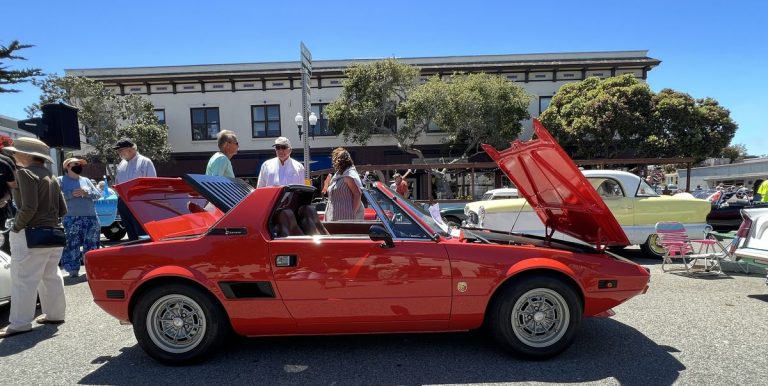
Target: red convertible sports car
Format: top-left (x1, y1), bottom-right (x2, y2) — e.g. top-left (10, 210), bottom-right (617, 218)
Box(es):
top-left (85, 121), bottom-right (650, 365)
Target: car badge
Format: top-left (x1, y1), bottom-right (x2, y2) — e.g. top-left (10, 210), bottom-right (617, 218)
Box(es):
top-left (457, 281), bottom-right (468, 293)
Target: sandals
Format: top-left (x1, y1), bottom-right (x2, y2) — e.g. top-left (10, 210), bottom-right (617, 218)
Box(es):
top-left (0, 327), bottom-right (32, 338)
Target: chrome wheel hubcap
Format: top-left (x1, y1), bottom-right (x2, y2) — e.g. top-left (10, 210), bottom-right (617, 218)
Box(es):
top-left (511, 288), bottom-right (570, 348)
top-left (146, 294), bottom-right (206, 354)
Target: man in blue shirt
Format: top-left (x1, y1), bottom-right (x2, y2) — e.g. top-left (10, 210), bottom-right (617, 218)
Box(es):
top-left (206, 130), bottom-right (238, 177)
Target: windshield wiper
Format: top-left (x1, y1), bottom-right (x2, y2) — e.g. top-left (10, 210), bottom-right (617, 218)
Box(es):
top-left (461, 228), bottom-right (491, 244)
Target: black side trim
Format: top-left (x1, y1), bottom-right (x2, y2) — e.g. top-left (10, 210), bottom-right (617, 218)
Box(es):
top-left (106, 290), bottom-right (125, 299)
top-left (208, 227), bottom-right (248, 236)
top-left (219, 281), bottom-right (275, 299)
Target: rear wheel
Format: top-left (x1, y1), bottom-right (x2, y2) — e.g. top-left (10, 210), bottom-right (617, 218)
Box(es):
top-left (640, 234), bottom-right (665, 259)
top-left (489, 276), bottom-right (582, 359)
top-left (133, 284), bottom-right (229, 365)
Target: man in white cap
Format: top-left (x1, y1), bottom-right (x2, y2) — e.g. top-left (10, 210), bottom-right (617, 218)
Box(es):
top-left (113, 138), bottom-right (156, 240)
top-left (256, 137), bottom-right (305, 187)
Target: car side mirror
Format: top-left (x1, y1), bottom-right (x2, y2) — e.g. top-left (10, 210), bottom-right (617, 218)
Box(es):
top-left (369, 225), bottom-right (394, 248)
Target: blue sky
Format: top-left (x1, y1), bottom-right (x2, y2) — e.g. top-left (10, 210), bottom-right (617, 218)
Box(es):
top-left (2, 0), bottom-right (766, 155)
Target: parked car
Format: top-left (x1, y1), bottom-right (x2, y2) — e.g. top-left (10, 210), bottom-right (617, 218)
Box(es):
top-left (480, 188), bottom-right (519, 201)
top-left (440, 188), bottom-right (519, 227)
top-left (733, 207), bottom-right (768, 280)
top-left (464, 163), bottom-right (711, 259)
top-left (0, 250), bottom-right (9, 306)
top-left (706, 191), bottom-right (768, 231)
top-left (84, 127), bottom-right (649, 365)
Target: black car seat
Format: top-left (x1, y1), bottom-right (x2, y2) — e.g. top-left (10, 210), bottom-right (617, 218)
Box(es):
top-left (297, 205), bottom-right (330, 236)
top-left (272, 208), bottom-right (304, 237)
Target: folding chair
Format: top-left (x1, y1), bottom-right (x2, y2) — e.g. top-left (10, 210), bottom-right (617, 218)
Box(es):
top-left (654, 222), bottom-right (723, 274)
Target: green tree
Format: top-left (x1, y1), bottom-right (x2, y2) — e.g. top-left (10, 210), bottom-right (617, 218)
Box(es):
top-left (539, 74), bottom-right (654, 159)
top-left (401, 73), bottom-right (531, 160)
top-left (0, 40), bottom-right (42, 93)
top-left (325, 59), bottom-right (420, 146)
top-left (648, 89), bottom-right (737, 161)
top-left (326, 60), bottom-right (531, 198)
top-left (27, 75), bottom-right (171, 169)
top-left (721, 143), bottom-right (748, 163)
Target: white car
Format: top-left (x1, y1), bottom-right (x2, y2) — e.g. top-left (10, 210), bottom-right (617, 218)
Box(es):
top-left (734, 207), bottom-right (768, 282)
top-left (464, 169), bottom-right (711, 257)
top-left (480, 188), bottom-right (519, 200)
top-left (0, 250), bottom-right (10, 306)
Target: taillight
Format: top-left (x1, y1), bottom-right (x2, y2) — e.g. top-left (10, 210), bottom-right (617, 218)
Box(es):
top-left (736, 211), bottom-right (752, 238)
top-left (729, 210), bottom-right (753, 254)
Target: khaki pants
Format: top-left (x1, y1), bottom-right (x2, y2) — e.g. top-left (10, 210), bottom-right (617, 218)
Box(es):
top-left (8, 229), bottom-right (66, 331)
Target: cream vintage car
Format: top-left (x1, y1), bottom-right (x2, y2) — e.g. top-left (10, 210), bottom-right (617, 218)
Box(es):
top-left (464, 169), bottom-right (711, 257)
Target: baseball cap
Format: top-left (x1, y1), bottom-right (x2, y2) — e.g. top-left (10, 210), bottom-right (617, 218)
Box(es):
top-left (112, 138), bottom-right (135, 150)
top-left (273, 137), bottom-right (291, 148)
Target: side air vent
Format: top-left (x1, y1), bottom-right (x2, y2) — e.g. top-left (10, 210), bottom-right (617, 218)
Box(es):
top-left (219, 282), bottom-right (276, 299)
top-left (106, 290), bottom-right (125, 299)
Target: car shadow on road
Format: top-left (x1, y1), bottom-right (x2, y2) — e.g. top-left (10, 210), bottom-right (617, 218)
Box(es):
top-left (79, 318), bottom-right (684, 386)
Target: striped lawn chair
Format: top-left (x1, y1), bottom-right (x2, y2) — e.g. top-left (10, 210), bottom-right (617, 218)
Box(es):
top-left (654, 222), bottom-right (723, 274)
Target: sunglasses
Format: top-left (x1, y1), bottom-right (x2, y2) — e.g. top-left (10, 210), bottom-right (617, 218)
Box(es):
top-left (230, 140), bottom-right (239, 145)
top-left (274, 145), bottom-right (289, 150)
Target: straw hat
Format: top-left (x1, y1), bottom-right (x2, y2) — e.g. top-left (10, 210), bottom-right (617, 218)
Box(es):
top-left (62, 157), bottom-right (87, 170)
top-left (2, 137), bottom-right (53, 163)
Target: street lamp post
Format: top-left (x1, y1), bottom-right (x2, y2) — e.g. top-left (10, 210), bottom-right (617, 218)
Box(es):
top-left (295, 112), bottom-right (304, 140)
top-left (308, 111), bottom-right (318, 140)
top-left (294, 112), bottom-right (318, 183)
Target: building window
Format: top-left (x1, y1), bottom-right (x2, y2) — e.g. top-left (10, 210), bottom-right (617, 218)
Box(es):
top-left (310, 103), bottom-right (335, 136)
top-left (539, 96), bottom-right (552, 115)
top-left (190, 107), bottom-right (220, 141)
top-left (252, 105), bottom-right (281, 138)
top-left (154, 109), bottom-right (166, 125)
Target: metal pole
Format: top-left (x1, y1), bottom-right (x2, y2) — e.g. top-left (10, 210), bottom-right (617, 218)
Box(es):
top-left (300, 42), bottom-right (313, 185)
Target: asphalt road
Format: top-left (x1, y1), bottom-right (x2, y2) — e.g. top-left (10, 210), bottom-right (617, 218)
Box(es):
top-left (1, 248), bottom-right (767, 386)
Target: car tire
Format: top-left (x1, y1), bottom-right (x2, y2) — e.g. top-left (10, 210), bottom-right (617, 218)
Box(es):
top-left (489, 276), bottom-right (582, 359)
top-left (102, 221), bottom-right (127, 241)
top-left (640, 234), bottom-right (665, 259)
top-left (133, 284), bottom-right (230, 365)
top-left (443, 216), bottom-right (462, 228)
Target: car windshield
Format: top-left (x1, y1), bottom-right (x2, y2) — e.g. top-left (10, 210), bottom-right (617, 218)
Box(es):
top-left (376, 184), bottom-right (452, 238)
top-left (636, 179), bottom-right (660, 197)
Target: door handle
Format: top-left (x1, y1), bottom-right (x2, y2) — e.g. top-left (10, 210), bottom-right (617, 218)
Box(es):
top-left (275, 255), bottom-right (297, 267)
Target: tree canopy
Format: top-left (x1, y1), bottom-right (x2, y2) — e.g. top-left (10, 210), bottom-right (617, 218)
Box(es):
top-left (721, 143), bottom-right (748, 163)
top-left (540, 74), bottom-right (738, 161)
top-left (539, 74), bottom-right (654, 159)
top-left (325, 59), bottom-right (531, 162)
top-left (27, 75), bottom-right (171, 166)
top-left (0, 40), bottom-right (42, 93)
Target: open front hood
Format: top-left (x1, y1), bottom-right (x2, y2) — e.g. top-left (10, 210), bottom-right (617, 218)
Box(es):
top-left (114, 175), bottom-right (253, 240)
top-left (482, 119), bottom-right (629, 248)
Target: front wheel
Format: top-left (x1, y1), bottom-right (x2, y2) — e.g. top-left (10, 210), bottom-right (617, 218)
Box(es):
top-left (489, 276), bottom-right (582, 359)
top-left (640, 234), bottom-right (665, 259)
top-left (133, 284), bottom-right (229, 365)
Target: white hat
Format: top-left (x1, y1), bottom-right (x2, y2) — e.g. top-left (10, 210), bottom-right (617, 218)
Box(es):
top-left (2, 137), bottom-right (53, 163)
top-left (273, 137), bottom-right (291, 148)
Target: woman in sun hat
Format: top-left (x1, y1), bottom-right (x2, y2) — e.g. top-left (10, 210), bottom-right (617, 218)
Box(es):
top-left (0, 137), bottom-right (68, 339)
top-left (59, 157), bottom-right (101, 278)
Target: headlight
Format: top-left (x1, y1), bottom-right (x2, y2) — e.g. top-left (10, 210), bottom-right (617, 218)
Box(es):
top-left (464, 206), bottom-right (470, 216)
